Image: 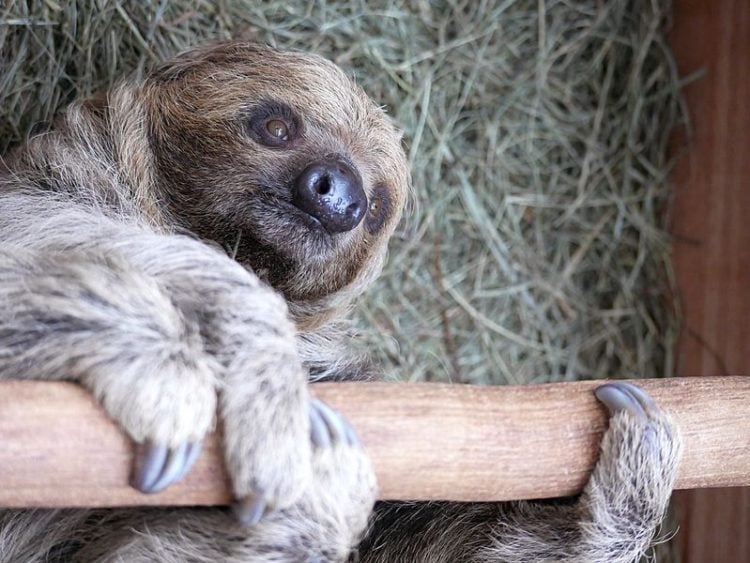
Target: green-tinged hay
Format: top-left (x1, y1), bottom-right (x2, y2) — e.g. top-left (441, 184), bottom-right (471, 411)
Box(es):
top-left (1, 0), bottom-right (683, 387)
top-left (353, 1), bottom-right (684, 386)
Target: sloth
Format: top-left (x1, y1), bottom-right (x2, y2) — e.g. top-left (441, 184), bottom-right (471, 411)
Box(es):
top-left (0, 42), bottom-right (681, 562)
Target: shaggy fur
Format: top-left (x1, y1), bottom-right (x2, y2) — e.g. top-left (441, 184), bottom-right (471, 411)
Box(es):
top-left (0, 42), bottom-right (680, 562)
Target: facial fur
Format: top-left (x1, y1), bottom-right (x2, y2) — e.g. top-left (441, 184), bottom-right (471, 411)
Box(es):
top-left (139, 42), bottom-right (409, 307)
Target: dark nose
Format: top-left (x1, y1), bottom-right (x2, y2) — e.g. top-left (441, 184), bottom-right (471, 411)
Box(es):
top-left (291, 159), bottom-right (367, 233)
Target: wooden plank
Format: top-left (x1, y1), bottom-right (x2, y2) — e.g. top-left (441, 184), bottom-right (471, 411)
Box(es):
top-left (671, 1), bottom-right (750, 376)
top-left (669, 0), bottom-right (750, 561)
top-left (0, 377), bottom-right (747, 507)
top-left (676, 487), bottom-right (750, 562)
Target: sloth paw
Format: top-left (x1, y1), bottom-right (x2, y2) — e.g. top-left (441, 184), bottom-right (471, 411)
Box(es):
top-left (222, 384), bottom-right (312, 526)
top-left (583, 381), bottom-right (682, 545)
top-left (593, 381), bottom-right (681, 467)
top-left (231, 399), bottom-right (373, 531)
top-left (303, 402), bottom-right (376, 551)
top-left (85, 355), bottom-right (218, 495)
top-left (226, 401), bottom-right (374, 560)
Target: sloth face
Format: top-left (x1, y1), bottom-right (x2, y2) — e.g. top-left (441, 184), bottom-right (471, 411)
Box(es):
top-left (143, 42), bottom-right (409, 303)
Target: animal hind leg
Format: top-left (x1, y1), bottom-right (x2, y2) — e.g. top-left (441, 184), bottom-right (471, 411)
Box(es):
top-left (357, 382), bottom-right (681, 563)
top-left (476, 382), bottom-right (682, 563)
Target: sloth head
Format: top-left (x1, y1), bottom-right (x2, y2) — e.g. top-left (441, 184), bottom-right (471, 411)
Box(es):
top-left (140, 42), bottom-right (409, 310)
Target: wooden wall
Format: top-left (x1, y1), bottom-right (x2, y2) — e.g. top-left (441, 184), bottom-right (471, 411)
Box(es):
top-left (669, 0), bottom-right (750, 560)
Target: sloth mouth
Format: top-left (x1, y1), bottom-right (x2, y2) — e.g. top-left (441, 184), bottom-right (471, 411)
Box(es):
top-left (232, 188), bottom-right (363, 298)
top-left (282, 200), bottom-right (327, 233)
top-left (253, 191), bottom-right (337, 249)
top-left (274, 197), bottom-right (328, 234)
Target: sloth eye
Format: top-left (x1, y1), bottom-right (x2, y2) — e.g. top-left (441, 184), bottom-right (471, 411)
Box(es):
top-left (365, 185), bottom-right (391, 234)
top-left (246, 101), bottom-right (300, 148)
top-left (266, 119), bottom-right (289, 141)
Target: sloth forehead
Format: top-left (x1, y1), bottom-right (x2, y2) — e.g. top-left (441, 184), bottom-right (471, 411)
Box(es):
top-left (192, 70), bottom-right (385, 134)
top-left (150, 43), bottom-right (399, 142)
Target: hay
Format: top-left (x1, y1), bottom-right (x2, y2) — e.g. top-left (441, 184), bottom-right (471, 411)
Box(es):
top-left (0, 0), bottom-right (683, 388)
top-left (0, 1), bottom-right (686, 559)
top-left (350, 1), bottom-right (685, 386)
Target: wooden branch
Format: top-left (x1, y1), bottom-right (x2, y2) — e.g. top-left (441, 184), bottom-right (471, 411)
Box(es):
top-left (0, 377), bottom-right (747, 507)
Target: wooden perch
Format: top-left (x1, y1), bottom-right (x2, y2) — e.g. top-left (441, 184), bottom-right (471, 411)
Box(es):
top-left (0, 376), bottom-right (748, 507)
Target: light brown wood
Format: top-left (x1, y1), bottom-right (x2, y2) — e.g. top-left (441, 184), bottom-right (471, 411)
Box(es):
top-left (0, 377), bottom-right (747, 508)
top-left (668, 0), bottom-right (750, 561)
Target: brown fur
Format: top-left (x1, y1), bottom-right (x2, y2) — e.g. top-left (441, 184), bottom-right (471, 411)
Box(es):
top-left (0, 42), bottom-right (680, 562)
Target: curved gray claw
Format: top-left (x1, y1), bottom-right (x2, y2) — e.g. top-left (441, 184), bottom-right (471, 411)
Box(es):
top-left (594, 382), bottom-right (652, 420)
top-left (619, 382), bottom-right (657, 411)
top-left (132, 440), bottom-right (203, 494)
top-left (233, 491), bottom-right (269, 526)
top-left (309, 398), bottom-right (359, 448)
top-left (310, 401), bottom-right (332, 449)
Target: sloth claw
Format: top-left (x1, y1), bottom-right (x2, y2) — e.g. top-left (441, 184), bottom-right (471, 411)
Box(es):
top-left (343, 419), bottom-right (361, 447)
top-left (132, 442), bottom-right (167, 493)
top-left (132, 440), bottom-right (202, 494)
top-left (617, 381), bottom-right (657, 411)
top-left (233, 491), bottom-right (269, 526)
top-left (310, 398), bottom-right (359, 448)
top-left (310, 401), bottom-right (332, 449)
top-left (594, 382), bottom-right (652, 420)
top-left (173, 441), bottom-right (203, 483)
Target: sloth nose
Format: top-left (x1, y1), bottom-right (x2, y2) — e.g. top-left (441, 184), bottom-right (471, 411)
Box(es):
top-left (291, 159), bottom-right (367, 233)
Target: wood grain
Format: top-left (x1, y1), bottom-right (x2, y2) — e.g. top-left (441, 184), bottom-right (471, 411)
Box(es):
top-left (669, 0), bottom-right (750, 561)
top-left (0, 377), bottom-right (747, 507)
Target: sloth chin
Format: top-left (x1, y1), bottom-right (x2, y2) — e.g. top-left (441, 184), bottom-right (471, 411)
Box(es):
top-left (233, 212), bottom-right (333, 268)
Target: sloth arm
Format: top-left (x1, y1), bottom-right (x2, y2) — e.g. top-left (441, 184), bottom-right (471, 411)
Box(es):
top-left (0, 190), bottom-right (374, 561)
top-left (0, 190), bottom-right (314, 506)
